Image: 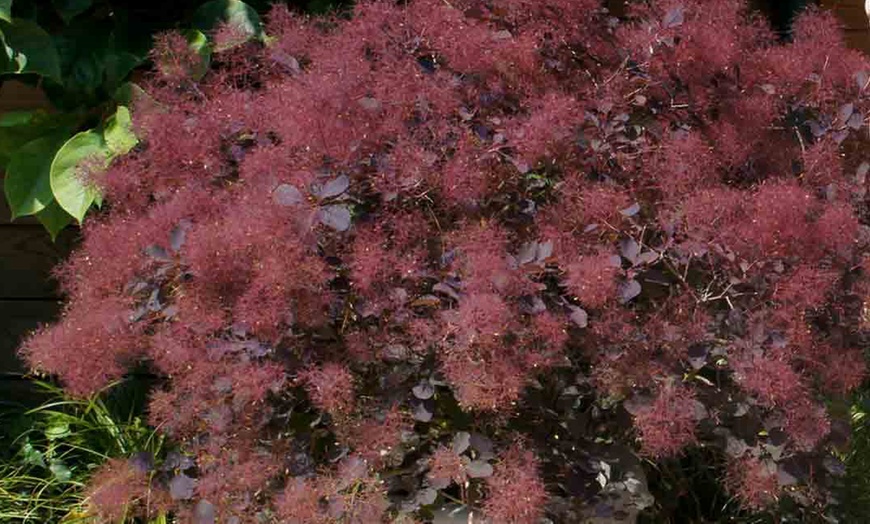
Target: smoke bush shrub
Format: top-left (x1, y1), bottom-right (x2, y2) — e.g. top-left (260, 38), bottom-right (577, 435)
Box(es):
top-left (19, 0), bottom-right (870, 521)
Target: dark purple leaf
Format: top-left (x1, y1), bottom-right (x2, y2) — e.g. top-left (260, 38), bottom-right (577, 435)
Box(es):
top-left (163, 304), bottom-right (178, 320)
top-left (144, 245), bottom-right (170, 261)
top-left (357, 97), bottom-right (382, 112)
top-left (858, 70), bottom-right (870, 91)
top-left (662, 6), bottom-right (684, 28)
top-left (316, 175), bottom-right (350, 200)
top-left (128, 451), bottom-right (153, 473)
top-left (848, 111), bottom-right (864, 130)
top-left (270, 49), bottom-right (300, 74)
top-left (839, 103), bottom-right (855, 123)
top-left (618, 279), bottom-right (642, 303)
top-left (452, 432), bottom-right (471, 455)
top-left (273, 184), bottom-right (303, 207)
top-left (432, 282), bottom-right (460, 301)
top-left (619, 237), bottom-right (639, 263)
top-left (466, 459), bottom-right (493, 478)
top-left (162, 451), bottom-right (195, 472)
top-left (318, 205), bottom-right (352, 231)
top-left (169, 473), bottom-right (197, 500)
top-left (635, 251), bottom-right (659, 265)
top-left (169, 219), bottom-right (191, 252)
top-left (412, 400), bottom-right (434, 422)
top-left (568, 305), bottom-right (588, 328)
top-left (687, 344), bottom-right (708, 370)
top-left (519, 295), bottom-right (546, 315)
top-left (469, 433), bottom-right (493, 456)
top-left (516, 242), bottom-right (538, 265)
top-left (619, 202), bottom-right (640, 217)
top-left (416, 487), bottom-right (438, 506)
top-left (823, 456), bottom-right (846, 477)
top-left (146, 288), bottom-right (162, 312)
top-left (412, 381), bottom-right (435, 400)
top-left (808, 120), bottom-right (826, 138)
top-left (193, 500), bottom-right (216, 524)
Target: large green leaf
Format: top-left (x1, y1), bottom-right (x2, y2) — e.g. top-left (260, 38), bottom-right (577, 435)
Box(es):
top-left (0, 109), bottom-right (38, 127)
top-left (0, 0), bottom-right (10, 23)
top-left (36, 200), bottom-right (73, 240)
top-left (52, 0), bottom-right (92, 24)
top-left (0, 18), bottom-right (62, 81)
top-left (193, 0), bottom-right (264, 43)
top-left (104, 105), bottom-right (137, 155)
top-left (185, 29), bottom-right (211, 79)
top-left (0, 110), bottom-right (75, 168)
top-left (4, 133), bottom-right (67, 218)
top-left (49, 130), bottom-right (109, 222)
top-left (102, 50), bottom-right (141, 91)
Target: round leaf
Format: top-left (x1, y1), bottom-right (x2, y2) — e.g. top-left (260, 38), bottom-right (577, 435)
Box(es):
top-left (169, 473), bottom-right (197, 500)
top-left (318, 204), bottom-right (351, 231)
top-left (618, 279), bottom-right (642, 304)
top-left (412, 381), bottom-right (435, 400)
top-left (52, 0), bottom-right (92, 23)
top-left (49, 460), bottom-right (72, 482)
top-left (184, 29), bottom-right (212, 80)
top-left (452, 432), bottom-right (471, 455)
top-left (0, 0), bottom-right (11, 23)
top-left (45, 421), bottom-right (71, 440)
top-left (104, 105), bottom-right (138, 155)
top-left (465, 459), bottom-right (493, 478)
top-left (50, 130), bottom-right (109, 223)
top-left (4, 134), bottom-right (66, 218)
top-left (193, 500), bottom-right (216, 524)
top-left (0, 19), bottom-right (62, 81)
top-left (192, 0), bottom-right (264, 41)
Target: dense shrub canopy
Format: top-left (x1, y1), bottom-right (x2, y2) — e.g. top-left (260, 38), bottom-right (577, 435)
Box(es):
top-left (21, 0), bottom-right (870, 521)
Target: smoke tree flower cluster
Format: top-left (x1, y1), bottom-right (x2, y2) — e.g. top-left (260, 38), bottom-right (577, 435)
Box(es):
top-left (20, 0), bottom-right (870, 521)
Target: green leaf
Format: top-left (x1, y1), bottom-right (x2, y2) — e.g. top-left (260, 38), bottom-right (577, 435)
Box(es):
top-left (0, 18), bottom-right (63, 81)
top-left (4, 133), bottom-right (67, 218)
top-left (114, 81), bottom-right (145, 105)
top-left (0, 0), bottom-right (10, 23)
top-left (104, 105), bottom-right (137, 155)
top-left (36, 200), bottom-right (73, 240)
top-left (21, 440), bottom-right (46, 467)
top-left (184, 29), bottom-right (211, 79)
top-left (52, 0), bottom-right (92, 23)
top-left (0, 109), bottom-right (38, 127)
top-left (192, 0), bottom-right (264, 44)
top-left (49, 460), bottom-right (72, 482)
top-left (0, 26), bottom-right (11, 73)
top-left (0, 110), bottom-right (75, 168)
top-left (45, 421), bottom-right (71, 440)
top-left (50, 130), bottom-right (109, 223)
top-left (102, 50), bottom-right (141, 91)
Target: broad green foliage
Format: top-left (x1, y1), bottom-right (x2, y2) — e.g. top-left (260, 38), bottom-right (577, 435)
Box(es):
top-left (0, 0), bottom-right (264, 237)
top-left (0, 18), bottom-right (62, 80)
top-left (193, 0), bottom-right (264, 42)
top-left (4, 133), bottom-right (69, 218)
top-left (49, 129), bottom-right (110, 223)
top-left (0, 379), bottom-right (164, 523)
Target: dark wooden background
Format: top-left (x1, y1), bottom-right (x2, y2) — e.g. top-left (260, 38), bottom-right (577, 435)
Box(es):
top-left (0, 81), bottom-right (77, 404)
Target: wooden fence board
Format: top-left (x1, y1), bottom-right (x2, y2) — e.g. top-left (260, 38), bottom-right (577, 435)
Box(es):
top-left (0, 227), bottom-right (76, 299)
top-left (0, 299), bottom-right (62, 373)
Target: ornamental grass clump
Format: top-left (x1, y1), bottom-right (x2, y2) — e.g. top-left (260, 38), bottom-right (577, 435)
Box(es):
top-left (20, 0), bottom-right (870, 521)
